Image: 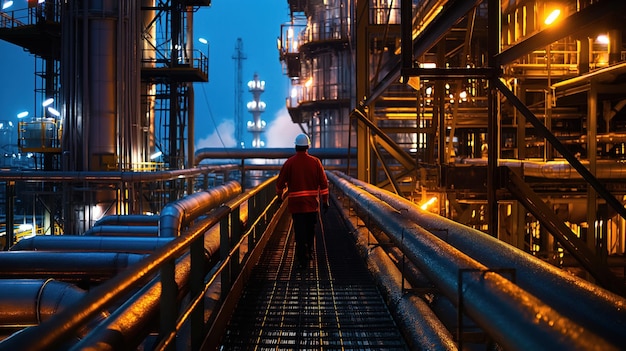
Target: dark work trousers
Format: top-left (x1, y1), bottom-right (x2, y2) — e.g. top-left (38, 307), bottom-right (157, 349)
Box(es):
top-left (292, 212), bottom-right (318, 267)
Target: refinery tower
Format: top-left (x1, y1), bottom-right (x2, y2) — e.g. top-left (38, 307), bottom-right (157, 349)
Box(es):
top-left (246, 73), bottom-right (266, 148)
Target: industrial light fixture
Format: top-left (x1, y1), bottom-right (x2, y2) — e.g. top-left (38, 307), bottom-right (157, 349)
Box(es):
top-left (420, 196), bottom-right (438, 211)
top-left (2, 1), bottom-right (13, 10)
top-left (47, 107), bottom-right (60, 117)
top-left (150, 151), bottom-right (162, 160)
top-left (544, 9), bottom-right (561, 25)
top-left (596, 34), bottom-right (609, 45)
top-left (42, 98), bottom-right (54, 107)
top-left (197, 38), bottom-right (209, 59)
top-left (17, 111), bottom-right (29, 118)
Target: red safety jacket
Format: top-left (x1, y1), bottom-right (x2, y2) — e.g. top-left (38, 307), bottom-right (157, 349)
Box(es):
top-left (276, 150), bottom-right (329, 214)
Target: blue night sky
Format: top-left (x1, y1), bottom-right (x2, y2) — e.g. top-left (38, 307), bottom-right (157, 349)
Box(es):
top-left (0, 0), bottom-right (302, 151)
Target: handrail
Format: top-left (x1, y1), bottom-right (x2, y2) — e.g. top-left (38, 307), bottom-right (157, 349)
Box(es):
top-left (328, 171), bottom-right (620, 350)
top-left (336, 171), bottom-right (626, 345)
top-left (155, 176), bottom-right (281, 350)
top-left (0, 177), bottom-right (280, 351)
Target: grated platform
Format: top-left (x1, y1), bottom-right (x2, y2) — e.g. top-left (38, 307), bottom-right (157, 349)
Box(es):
top-left (219, 206), bottom-right (408, 350)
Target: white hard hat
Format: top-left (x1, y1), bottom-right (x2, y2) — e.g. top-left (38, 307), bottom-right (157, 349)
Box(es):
top-left (294, 133), bottom-right (311, 147)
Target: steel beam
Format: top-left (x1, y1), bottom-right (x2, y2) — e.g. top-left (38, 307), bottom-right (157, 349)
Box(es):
top-left (495, 0), bottom-right (626, 65)
top-left (503, 167), bottom-right (626, 296)
top-left (494, 79), bottom-right (626, 221)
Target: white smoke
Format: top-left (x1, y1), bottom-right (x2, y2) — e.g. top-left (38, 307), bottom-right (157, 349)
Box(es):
top-left (196, 119), bottom-right (238, 149)
top-left (264, 107), bottom-right (302, 148)
top-left (195, 106), bottom-right (301, 151)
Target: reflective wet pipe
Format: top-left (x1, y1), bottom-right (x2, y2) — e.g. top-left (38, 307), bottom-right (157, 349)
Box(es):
top-left (10, 236), bottom-right (174, 253)
top-left (328, 172), bottom-right (618, 350)
top-left (93, 214), bottom-right (159, 227)
top-left (0, 252), bottom-right (146, 283)
top-left (334, 171), bottom-right (626, 346)
top-left (0, 279), bottom-right (88, 328)
top-left (83, 225), bottom-right (159, 236)
top-left (339, 204), bottom-right (457, 351)
top-left (159, 180), bottom-right (242, 237)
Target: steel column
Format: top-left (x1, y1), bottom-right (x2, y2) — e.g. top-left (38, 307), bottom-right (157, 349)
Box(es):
top-left (355, 0), bottom-right (371, 181)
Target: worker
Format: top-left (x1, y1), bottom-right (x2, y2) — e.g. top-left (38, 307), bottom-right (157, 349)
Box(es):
top-left (276, 133), bottom-right (329, 269)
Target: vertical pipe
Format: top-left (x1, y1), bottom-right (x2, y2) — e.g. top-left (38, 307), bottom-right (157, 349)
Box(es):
top-left (142, 0), bottom-right (157, 162)
top-left (355, 0), bottom-right (370, 181)
top-left (608, 29), bottom-right (621, 65)
top-left (88, 2), bottom-right (117, 170)
top-left (188, 83), bottom-right (195, 192)
top-left (516, 81), bottom-right (526, 159)
top-left (4, 182), bottom-right (15, 250)
top-left (487, 0), bottom-right (500, 236)
top-left (587, 82), bottom-right (598, 253)
top-left (187, 7), bottom-right (195, 187)
top-left (169, 1), bottom-right (181, 171)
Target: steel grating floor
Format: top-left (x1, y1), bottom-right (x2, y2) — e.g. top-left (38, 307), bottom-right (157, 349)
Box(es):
top-left (218, 206), bottom-right (408, 350)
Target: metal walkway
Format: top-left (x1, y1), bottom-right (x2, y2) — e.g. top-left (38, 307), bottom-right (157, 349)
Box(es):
top-left (218, 207), bottom-right (409, 350)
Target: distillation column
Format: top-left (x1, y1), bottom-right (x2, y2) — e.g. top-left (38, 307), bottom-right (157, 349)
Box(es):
top-left (59, 1), bottom-right (143, 230)
top-left (246, 73), bottom-right (266, 148)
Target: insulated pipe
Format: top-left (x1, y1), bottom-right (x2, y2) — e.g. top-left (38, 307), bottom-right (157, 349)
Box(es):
top-left (337, 171), bottom-right (626, 345)
top-left (84, 225), bottom-right (158, 237)
top-left (462, 158), bottom-right (626, 179)
top-left (328, 172), bottom-right (618, 350)
top-left (87, 2), bottom-right (117, 164)
top-left (71, 222), bottom-right (223, 350)
top-left (72, 254), bottom-right (192, 350)
top-left (141, 0), bottom-right (157, 157)
top-left (0, 252), bottom-right (146, 282)
top-left (9, 236), bottom-right (173, 254)
top-left (339, 203), bottom-right (457, 350)
top-left (0, 165), bottom-right (233, 183)
top-left (0, 279), bottom-right (87, 327)
top-left (93, 215), bottom-right (159, 227)
top-left (194, 147), bottom-right (355, 164)
top-left (159, 180), bottom-right (241, 237)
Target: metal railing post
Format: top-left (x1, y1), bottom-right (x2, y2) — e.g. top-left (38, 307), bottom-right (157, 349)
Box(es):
top-left (220, 216), bottom-right (232, 296)
top-left (190, 236), bottom-right (205, 350)
top-left (248, 192), bottom-right (260, 248)
top-left (159, 259), bottom-right (177, 351)
top-left (231, 207), bottom-right (242, 276)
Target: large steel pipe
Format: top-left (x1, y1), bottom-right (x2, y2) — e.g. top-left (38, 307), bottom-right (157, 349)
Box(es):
top-left (71, 219), bottom-right (223, 350)
top-left (159, 180), bottom-right (241, 237)
top-left (194, 147), bottom-right (354, 164)
top-left (72, 254), bottom-right (193, 350)
top-left (0, 166), bottom-right (230, 183)
top-left (0, 280), bottom-right (89, 327)
top-left (328, 172), bottom-right (617, 350)
top-left (336, 172), bottom-right (626, 345)
top-left (0, 252), bottom-right (145, 283)
top-left (94, 215), bottom-right (159, 227)
top-left (339, 204), bottom-right (457, 351)
top-left (10, 236), bottom-right (173, 253)
top-left (84, 225), bottom-right (158, 237)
